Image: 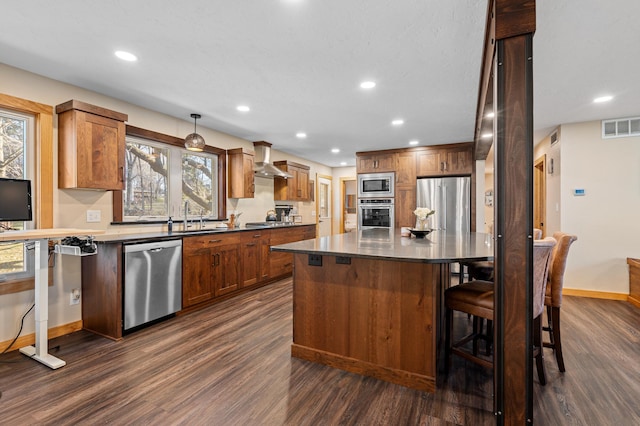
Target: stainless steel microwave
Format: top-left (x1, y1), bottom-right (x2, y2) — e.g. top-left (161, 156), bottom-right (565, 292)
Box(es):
top-left (357, 172), bottom-right (395, 198)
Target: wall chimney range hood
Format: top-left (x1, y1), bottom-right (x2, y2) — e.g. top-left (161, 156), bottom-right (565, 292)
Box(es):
top-left (253, 141), bottom-right (293, 179)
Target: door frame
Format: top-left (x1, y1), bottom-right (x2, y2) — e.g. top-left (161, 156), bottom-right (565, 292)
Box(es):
top-left (339, 176), bottom-right (356, 234)
top-left (534, 155), bottom-right (546, 237)
top-left (315, 174), bottom-right (333, 236)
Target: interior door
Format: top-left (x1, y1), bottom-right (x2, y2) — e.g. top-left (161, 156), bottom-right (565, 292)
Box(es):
top-left (317, 174), bottom-right (332, 237)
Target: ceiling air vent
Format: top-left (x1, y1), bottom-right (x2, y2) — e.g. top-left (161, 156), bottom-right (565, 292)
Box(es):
top-left (602, 117), bottom-right (640, 139)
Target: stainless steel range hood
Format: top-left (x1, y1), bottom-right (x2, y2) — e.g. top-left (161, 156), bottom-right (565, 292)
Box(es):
top-left (253, 141), bottom-right (293, 179)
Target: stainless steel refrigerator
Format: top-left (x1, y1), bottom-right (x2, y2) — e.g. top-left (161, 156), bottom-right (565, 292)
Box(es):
top-left (416, 176), bottom-right (471, 233)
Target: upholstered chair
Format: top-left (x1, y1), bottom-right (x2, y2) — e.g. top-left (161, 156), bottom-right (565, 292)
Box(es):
top-left (543, 232), bottom-right (578, 372)
top-left (445, 237), bottom-right (556, 385)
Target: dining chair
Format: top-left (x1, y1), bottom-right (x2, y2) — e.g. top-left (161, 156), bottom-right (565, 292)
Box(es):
top-left (445, 237), bottom-right (556, 385)
top-left (543, 232), bottom-right (578, 372)
top-left (461, 229), bottom-right (542, 283)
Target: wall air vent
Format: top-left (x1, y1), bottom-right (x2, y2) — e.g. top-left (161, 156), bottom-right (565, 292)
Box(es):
top-left (550, 130), bottom-right (559, 146)
top-left (602, 117), bottom-right (640, 139)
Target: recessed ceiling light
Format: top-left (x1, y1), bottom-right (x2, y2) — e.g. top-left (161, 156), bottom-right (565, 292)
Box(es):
top-left (360, 81), bottom-right (376, 89)
top-left (331, 148), bottom-right (340, 153)
top-left (340, 162), bottom-right (347, 166)
top-left (236, 105), bottom-right (250, 112)
top-left (392, 119), bottom-right (404, 126)
top-left (114, 50), bottom-right (137, 62)
top-left (593, 95), bottom-right (613, 103)
top-left (482, 132), bottom-right (493, 139)
top-left (409, 140), bottom-right (419, 146)
top-left (486, 111), bottom-right (495, 118)
top-left (296, 132), bottom-right (307, 138)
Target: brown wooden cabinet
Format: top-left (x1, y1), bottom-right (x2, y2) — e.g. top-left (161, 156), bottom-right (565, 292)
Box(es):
top-left (357, 153), bottom-right (396, 173)
top-left (356, 143), bottom-right (473, 230)
top-left (56, 100), bottom-right (127, 190)
top-left (240, 230), bottom-right (270, 287)
top-left (269, 225), bottom-right (316, 277)
top-left (228, 147), bottom-right (255, 198)
top-left (273, 161), bottom-right (311, 201)
top-left (182, 233), bottom-right (244, 307)
top-left (416, 143), bottom-right (473, 177)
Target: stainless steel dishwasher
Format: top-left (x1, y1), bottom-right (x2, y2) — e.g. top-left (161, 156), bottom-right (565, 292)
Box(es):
top-left (123, 239), bottom-right (182, 331)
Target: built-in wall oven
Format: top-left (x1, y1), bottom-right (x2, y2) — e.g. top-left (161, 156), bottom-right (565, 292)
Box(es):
top-left (357, 172), bottom-right (395, 198)
top-left (358, 198), bottom-right (394, 231)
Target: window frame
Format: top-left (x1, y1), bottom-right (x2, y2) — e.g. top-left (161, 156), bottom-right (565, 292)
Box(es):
top-left (113, 125), bottom-right (227, 222)
top-left (0, 93), bottom-right (54, 295)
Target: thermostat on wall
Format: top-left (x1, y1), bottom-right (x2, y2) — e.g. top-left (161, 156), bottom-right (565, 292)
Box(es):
top-left (572, 188), bottom-right (586, 196)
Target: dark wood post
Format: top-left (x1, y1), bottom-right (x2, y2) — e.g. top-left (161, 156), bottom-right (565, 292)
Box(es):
top-left (473, 1), bottom-right (536, 424)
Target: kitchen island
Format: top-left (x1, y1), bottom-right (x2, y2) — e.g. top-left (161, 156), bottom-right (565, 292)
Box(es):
top-left (272, 229), bottom-right (493, 392)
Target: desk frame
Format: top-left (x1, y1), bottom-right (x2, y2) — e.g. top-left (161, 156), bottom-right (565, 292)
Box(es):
top-left (0, 228), bottom-right (103, 369)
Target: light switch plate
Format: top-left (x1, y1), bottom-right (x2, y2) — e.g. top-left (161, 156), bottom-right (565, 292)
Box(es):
top-left (86, 209), bottom-right (101, 223)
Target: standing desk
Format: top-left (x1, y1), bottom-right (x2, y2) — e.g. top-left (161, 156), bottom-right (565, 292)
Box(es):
top-left (0, 228), bottom-right (103, 369)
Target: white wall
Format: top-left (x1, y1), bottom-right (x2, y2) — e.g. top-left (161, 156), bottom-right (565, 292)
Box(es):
top-left (555, 120), bottom-right (640, 294)
top-left (0, 63), bottom-right (330, 343)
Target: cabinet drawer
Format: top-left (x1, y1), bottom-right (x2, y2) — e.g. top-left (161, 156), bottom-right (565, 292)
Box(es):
top-left (183, 233), bottom-right (243, 249)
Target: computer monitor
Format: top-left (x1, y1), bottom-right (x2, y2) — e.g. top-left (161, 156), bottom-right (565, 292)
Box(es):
top-left (0, 177), bottom-right (33, 222)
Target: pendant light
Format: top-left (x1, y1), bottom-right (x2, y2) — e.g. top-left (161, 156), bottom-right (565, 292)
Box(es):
top-left (184, 113), bottom-right (205, 151)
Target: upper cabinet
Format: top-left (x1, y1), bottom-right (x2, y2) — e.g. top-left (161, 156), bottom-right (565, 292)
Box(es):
top-left (357, 153), bottom-right (396, 173)
top-left (273, 160), bottom-right (311, 201)
top-left (56, 100), bottom-right (127, 190)
top-left (416, 143), bottom-right (473, 176)
top-left (228, 147), bottom-right (255, 198)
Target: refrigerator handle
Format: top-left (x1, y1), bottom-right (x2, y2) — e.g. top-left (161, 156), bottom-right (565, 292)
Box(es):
top-left (442, 186), bottom-right (447, 231)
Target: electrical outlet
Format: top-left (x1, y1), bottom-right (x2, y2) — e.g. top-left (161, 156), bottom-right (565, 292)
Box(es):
top-left (70, 288), bottom-right (81, 305)
top-left (86, 209), bottom-right (101, 223)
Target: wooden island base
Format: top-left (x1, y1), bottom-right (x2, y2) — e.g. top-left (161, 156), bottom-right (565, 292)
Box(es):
top-left (291, 253), bottom-right (450, 393)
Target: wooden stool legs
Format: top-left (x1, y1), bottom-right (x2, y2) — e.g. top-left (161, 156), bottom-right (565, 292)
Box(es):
top-left (543, 305), bottom-right (566, 372)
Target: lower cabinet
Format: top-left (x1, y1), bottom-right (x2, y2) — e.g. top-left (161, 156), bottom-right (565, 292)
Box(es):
top-left (269, 226), bottom-right (316, 278)
top-left (182, 225), bottom-right (316, 309)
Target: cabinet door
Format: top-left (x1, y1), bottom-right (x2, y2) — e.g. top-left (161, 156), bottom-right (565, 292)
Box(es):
top-left (297, 168), bottom-right (309, 200)
top-left (241, 238), bottom-right (260, 287)
top-left (416, 150), bottom-right (442, 176)
top-left (213, 243), bottom-right (241, 296)
top-left (77, 111), bottom-right (124, 190)
top-left (59, 110), bottom-right (125, 190)
top-left (442, 147), bottom-right (473, 175)
top-left (182, 246), bottom-right (213, 308)
top-left (357, 153), bottom-right (396, 173)
top-left (395, 151), bottom-right (416, 185)
top-left (228, 150), bottom-right (255, 198)
top-left (395, 185), bottom-right (417, 229)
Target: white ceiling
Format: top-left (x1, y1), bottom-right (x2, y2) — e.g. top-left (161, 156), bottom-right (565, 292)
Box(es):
top-left (1, 1), bottom-right (639, 167)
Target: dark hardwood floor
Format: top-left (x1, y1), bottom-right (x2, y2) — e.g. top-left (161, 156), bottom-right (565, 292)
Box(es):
top-left (1, 278), bottom-right (638, 425)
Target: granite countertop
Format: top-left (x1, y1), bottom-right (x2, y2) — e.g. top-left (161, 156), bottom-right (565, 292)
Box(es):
top-left (92, 222), bottom-right (316, 244)
top-left (271, 229), bottom-right (494, 263)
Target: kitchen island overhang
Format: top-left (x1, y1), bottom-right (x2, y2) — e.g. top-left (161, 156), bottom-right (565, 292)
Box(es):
top-left (272, 229), bottom-right (494, 392)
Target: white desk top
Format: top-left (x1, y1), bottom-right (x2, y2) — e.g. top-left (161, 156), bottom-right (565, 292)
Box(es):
top-left (0, 228), bottom-right (104, 242)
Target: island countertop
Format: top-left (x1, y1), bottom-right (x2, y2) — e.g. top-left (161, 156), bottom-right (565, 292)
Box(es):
top-left (271, 229), bottom-right (494, 263)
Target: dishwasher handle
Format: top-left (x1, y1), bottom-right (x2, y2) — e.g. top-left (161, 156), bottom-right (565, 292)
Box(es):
top-left (123, 239), bottom-right (182, 253)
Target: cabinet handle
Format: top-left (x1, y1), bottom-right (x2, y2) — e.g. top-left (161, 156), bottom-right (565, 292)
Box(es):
top-left (246, 243), bottom-right (256, 247)
top-left (253, 234), bottom-right (261, 238)
top-left (209, 239), bottom-right (222, 243)
top-left (119, 166), bottom-right (124, 182)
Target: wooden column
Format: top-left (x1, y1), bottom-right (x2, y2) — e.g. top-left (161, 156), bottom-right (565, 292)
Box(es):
top-left (493, 33), bottom-right (534, 425)
top-left (474, 1), bottom-right (536, 424)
